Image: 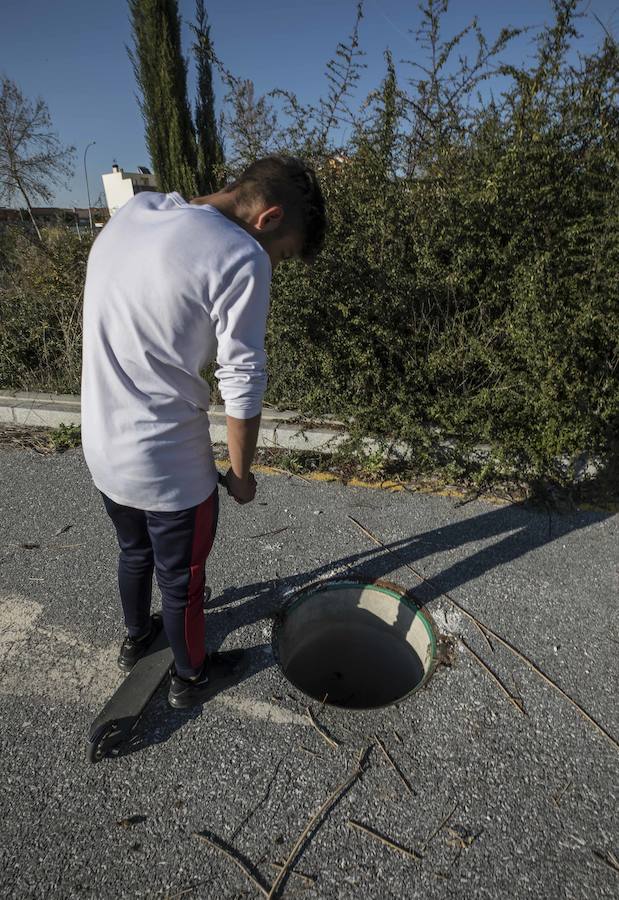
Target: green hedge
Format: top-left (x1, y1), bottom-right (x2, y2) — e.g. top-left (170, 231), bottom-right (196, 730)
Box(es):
top-left (263, 141), bottom-right (617, 483)
top-left (0, 225), bottom-right (91, 393)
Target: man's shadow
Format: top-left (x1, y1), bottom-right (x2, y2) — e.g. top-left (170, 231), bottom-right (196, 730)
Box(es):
top-left (114, 500), bottom-right (609, 758)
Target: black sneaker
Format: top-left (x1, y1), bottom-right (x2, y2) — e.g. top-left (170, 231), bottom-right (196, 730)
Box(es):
top-left (167, 649), bottom-right (247, 709)
top-left (117, 613), bottom-right (163, 673)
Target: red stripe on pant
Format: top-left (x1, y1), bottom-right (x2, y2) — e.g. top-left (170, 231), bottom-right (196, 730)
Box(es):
top-left (185, 491), bottom-right (217, 670)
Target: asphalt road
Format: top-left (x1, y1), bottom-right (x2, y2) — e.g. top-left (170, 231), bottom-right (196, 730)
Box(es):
top-left (0, 448), bottom-right (617, 899)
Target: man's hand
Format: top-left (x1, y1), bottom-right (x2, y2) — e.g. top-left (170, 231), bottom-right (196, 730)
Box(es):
top-left (223, 468), bottom-right (257, 504)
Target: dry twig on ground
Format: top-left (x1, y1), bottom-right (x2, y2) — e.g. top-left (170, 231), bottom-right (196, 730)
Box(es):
top-left (268, 862), bottom-right (315, 886)
top-left (473, 626), bottom-right (619, 753)
top-left (592, 849), bottom-right (619, 875)
top-left (374, 734), bottom-right (414, 794)
top-left (552, 778), bottom-right (573, 806)
top-left (420, 802), bottom-right (459, 853)
top-left (266, 746), bottom-right (371, 899)
top-left (445, 826), bottom-right (477, 850)
top-left (348, 819), bottom-right (422, 861)
top-left (248, 526), bottom-right (290, 539)
top-left (461, 638), bottom-right (526, 715)
top-left (300, 746), bottom-right (321, 758)
top-left (192, 832), bottom-right (269, 898)
top-left (305, 706), bottom-right (339, 750)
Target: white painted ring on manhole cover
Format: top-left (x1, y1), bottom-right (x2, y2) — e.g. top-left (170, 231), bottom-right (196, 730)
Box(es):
top-left (273, 578), bottom-right (438, 709)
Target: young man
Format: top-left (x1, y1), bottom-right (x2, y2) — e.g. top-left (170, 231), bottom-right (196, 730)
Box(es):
top-left (81, 155), bottom-right (327, 708)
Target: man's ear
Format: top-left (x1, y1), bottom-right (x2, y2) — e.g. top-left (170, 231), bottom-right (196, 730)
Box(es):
top-left (255, 205), bottom-right (284, 232)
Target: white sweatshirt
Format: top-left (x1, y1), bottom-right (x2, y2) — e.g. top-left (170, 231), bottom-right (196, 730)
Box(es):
top-left (81, 190), bottom-right (272, 511)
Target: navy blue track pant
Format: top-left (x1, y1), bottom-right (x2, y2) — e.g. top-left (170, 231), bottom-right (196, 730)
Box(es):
top-left (100, 486), bottom-right (219, 679)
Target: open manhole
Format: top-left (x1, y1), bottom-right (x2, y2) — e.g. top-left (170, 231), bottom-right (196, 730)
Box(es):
top-left (273, 578), bottom-right (438, 710)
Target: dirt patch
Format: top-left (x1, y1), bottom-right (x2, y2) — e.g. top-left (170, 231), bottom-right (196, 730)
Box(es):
top-left (0, 423), bottom-right (57, 453)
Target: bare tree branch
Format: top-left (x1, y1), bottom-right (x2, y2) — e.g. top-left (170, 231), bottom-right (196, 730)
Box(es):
top-left (0, 77), bottom-right (75, 239)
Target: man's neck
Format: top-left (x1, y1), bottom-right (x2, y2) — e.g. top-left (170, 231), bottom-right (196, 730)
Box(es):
top-left (190, 192), bottom-right (257, 237)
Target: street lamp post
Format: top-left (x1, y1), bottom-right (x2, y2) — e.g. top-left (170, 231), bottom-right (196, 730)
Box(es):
top-left (84, 141), bottom-right (96, 235)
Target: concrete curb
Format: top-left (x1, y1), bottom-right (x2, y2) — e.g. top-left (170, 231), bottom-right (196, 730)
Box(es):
top-left (0, 390), bottom-right (351, 454)
top-left (0, 390), bottom-right (599, 481)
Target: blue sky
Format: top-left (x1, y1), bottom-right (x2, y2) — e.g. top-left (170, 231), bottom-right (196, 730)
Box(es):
top-left (1, 0), bottom-right (617, 207)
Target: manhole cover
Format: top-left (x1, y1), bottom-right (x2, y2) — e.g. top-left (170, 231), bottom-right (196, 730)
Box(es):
top-left (273, 578), bottom-right (438, 709)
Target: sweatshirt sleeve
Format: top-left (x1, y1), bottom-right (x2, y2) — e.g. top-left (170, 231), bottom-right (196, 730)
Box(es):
top-left (211, 251), bottom-right (271, 419)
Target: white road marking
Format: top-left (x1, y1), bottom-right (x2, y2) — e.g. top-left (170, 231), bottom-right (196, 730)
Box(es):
top-left (0, 593), bottom-right (307, 727)
top-left (217, 695), bottom-right (307, 727)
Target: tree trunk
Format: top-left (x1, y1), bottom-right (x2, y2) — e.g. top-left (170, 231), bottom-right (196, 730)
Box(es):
top-left (14, 175), bottom-right (42, 241)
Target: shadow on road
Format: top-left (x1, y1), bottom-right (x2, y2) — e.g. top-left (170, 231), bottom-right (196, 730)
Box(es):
top-left (109, 499), bottom-right (609, 758)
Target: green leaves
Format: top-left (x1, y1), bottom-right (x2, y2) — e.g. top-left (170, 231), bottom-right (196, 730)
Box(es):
top-left (128, 0), bottom-right (199, 197)
top-left (262, 5), bottom-right (618, 487)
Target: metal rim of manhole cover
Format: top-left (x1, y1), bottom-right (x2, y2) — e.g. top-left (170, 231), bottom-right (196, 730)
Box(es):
top-left (272, 577), bottom-right (438, 710)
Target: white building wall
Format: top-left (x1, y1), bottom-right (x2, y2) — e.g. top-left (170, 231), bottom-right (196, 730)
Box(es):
top-left (102, 166), bottom-right (158, 216)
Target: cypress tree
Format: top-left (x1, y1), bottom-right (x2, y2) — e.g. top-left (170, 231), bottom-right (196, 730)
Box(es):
top-left (192, 0), bottom-right (224, 194)
top-left (128, 0), bottom-right (198, 197)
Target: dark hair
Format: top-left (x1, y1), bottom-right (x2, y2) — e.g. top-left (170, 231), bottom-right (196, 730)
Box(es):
top-left (222, 155), bottom-right (327, 265)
